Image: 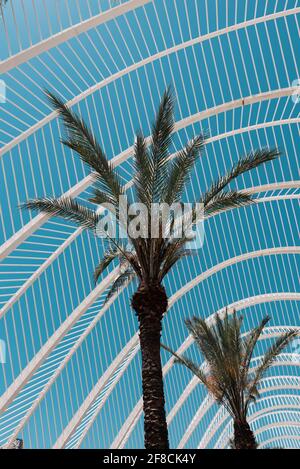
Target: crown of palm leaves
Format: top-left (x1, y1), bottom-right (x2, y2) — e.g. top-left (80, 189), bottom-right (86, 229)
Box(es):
top-left (22, 88), bottom-right (281, 302)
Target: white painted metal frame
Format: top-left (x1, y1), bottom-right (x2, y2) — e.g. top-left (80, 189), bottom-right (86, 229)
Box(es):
top-left (1, 88), bottom-right (297, 261)
top-left (111, 297), bottom-right (300, 449)
top-left (0, 0), bottom-right (152, 74)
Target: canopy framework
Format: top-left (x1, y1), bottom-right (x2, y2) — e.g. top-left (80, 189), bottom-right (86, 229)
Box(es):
top-left (0, 0), bottom-right (299, 449)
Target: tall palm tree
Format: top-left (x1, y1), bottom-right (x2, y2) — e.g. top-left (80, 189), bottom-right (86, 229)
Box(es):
top-left (22, 88), bottom-right (281, 449)
top-left (162, 311), bottom-right (298, 449)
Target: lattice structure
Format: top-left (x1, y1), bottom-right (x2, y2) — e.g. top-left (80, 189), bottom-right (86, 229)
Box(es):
top-left (0, 0), bottom-right (299, 449)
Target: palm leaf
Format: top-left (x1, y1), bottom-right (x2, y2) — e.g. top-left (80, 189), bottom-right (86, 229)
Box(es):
top-left (149, 87), bottom-right (175, 203)
top-left (202, 148), bottom-right (280, 206)
top-left (204, 190), bottom-right (254, 216)
top-left (94, 248), bottom-right (120, 283)
top-left (161, 343), bottom-right (208, 385)
top-left (46, 90), bottom-right (123, 203)
top-left (246, 329), bottom-right (298, 408)
top-left (21, 196), bottom-right (98, 230)
top-left (163, 135), bottom-right (206, 205)
top-left (104, 269), bottom-right (136, 304)
top-left (133, 132), bottom-right (153, 208)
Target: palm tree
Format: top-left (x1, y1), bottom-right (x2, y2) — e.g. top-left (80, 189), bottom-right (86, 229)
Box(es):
top-left (162, 311), bottom-right (298, 449)
top-left (22, 87), bottom-right (281, 449)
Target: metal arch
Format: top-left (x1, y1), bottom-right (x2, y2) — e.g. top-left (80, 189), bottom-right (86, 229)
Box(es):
top-left (259, 436), bottom-right (300, 449)
top-left (200, 384), bottom-right (300, 448)
top-left (0, 267), bottom-right (120, 415)
top-left (41, 254), bottom-right (300, 445)
top-left (3, 282), bottom-right (131, 449)
top-left (51, 335), bottom-right (140, 449)
top-left (50, 261), bottom-right (299, 449)
top-left (218, 419), bottom-right (300, 449)
top-left (0, 1), bottom-right (151, 74)
top-left (1, 7), bottom-right (299, 157)
top-left (1, 90), bottom-right (297, 261)
top-left (111, 310), bottom-right (300, 450)
top-left (168, 247), bottom-right (300, 309)
top-left (217, 408), bottom-right (300, 449)
top-left (113, 355), bottom-right (300, 449)
top-left (1, 248), bottom-right (298, 443)
top-left (1, 177), bottom-right (299, 320)
top-left (55, 326), bottom-right (297, 449)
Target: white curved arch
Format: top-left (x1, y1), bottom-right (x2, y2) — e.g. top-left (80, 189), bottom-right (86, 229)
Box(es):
top-left (52, 254), bottom-right (299, 449)
top-left (1, 177), bottom-right (299, 319)
top-left (168, 247), bottom-right (300, 308)
top-left (1, 88), bottom-right (297, 261)
top-left (219, 421), bottom-right (300, 449)
top-left (113, 354), bottom-right (300, 449)
top-left (0, 267), bottom-right (119, 414)
top-left (199, 383), bottom-right (300, 449)
top-left (217, 408), bottom-right (300, 449)
top-left (259, 435), bottom-right (300, 449)
top-left (42, 252), bottom-right (299, 449)
top-left (69, 327), bottom-right (297, 450)
top-left (1, 8), bottom-right (298, 157)
top-left (0, 247), bottom-right (300, 444)
top-left (0, 0), bottom-right (151, 74)
top-left (111, 304), bottom-right (300, 450)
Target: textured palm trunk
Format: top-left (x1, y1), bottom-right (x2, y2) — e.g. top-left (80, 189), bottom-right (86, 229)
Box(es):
top-left (233, 420), bottom-right (257, 449)
top-left (132, 283), bottom-right (169, 449)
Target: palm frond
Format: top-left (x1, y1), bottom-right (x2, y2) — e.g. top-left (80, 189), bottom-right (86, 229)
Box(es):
top-left (201, 148), bottom-right (280, 206)
top-left (46, 90), bottom-right (123, 203)
top-left (185, 316), bottom-right (226, 374)
top-left (161, 343), bottom-right (208, 385)
top-left (163, 135), bottom-right (206, 205)
top-left (88, 188), bottom-right (118, 207)
top-left (159, 245), bottom-right (194, 281)
top-left (94, 248), bottom-right (120, 283)
top-left (150, 87), bottom-right (175, 203)
top-left (242, 316), bottom-right (270, 376)
top-left (21, 196), bottom-right (98, 230)
top-left (246, 329), bottom-right (298, 407)
top-left (104, 269), bottom-right (136, 304)
top-left (133, 132), bottom-right (153, 207)
top-left (204, 191), bottom-right (254, 216)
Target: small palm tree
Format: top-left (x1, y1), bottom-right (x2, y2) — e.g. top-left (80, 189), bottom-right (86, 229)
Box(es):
top-left (23, 88), bottom-right (281, 449)
top-left (162, 311), bottom-right (298, 449)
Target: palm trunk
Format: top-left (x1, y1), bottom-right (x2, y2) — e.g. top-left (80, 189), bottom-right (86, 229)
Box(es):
top-left (233, 420), bottom-right (257, 449)
top-left (132, 283), bottom-right (169, 449)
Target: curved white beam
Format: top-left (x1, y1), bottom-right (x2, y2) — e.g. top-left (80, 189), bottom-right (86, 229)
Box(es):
top-left (168, 247), bottom-right (300, 308)
top-left (50, 251), bottom-right (299, 449)
top-left (1, 177), bottom-right (299, 319)
top-left (0, 1), bottom-right (151, 74)
top-left (0, 267), bottom-right (119, 414)
top-left (214, 404), bottom-right (300, 448)
top-left (55, 250), bottom-right (299, 449)
top-left (111, 290), bottom-right (300, 450)
top-left (199, 376), bottom-right (300, 448)
top-left (3, 282), bottom-right (130, 449)
top-left (52, 335), bottom-right (139, 449)
top-left (113, 354), bottom-right (300, 449)
top-left (0, 90), bottom-right (297, 260)
top-left (0, 241), bottom-right (300, 446)
top-left (219, 420), bottom-right (300, 449)
top-left (1, 7), bottom-right (298, 157)
top-left (259, 435), bottom-right (300, 449)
